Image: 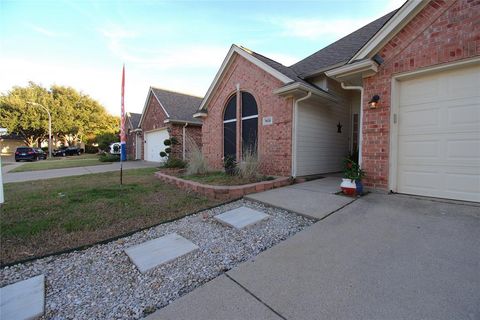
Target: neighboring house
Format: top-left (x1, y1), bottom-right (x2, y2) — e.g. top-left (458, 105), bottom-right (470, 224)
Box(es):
top-left (125, 112), bottom-right (142, 160)
top-left (0, 133), bottom-right (25, 156)
top-left (195, 0), bottom-right (479, 202)
top-left (138, 87), bottom-right (202, 162)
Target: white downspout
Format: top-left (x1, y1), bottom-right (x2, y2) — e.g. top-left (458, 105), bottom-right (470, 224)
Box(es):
top-left (341, 83), bottom-right (363, 168)
top-left (182, 122), bottom-right (188, 161)
top-left (292, 91), bottom-right (312, 177)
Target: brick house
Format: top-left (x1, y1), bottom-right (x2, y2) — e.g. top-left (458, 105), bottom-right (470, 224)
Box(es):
top-left (138, 87), bottom-right (202, 162)
top-left (195, 0), bottom-right (479, 202)
top-left (125, 112), bottom-right (142, 160)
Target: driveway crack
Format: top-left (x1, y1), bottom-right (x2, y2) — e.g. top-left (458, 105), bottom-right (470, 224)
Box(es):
top-left (225, 273), bottom-right (288, 320)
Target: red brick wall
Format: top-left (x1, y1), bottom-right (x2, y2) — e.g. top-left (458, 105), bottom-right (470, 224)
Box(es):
top-left (140, 92), bottom-right (169, 160)
top-left (362, 0), bottom-right (480, 190)
top-left (201, 53), bottom-right (293, 176)
top-left (169, 124), bottom-right (202, 160)
top-left (139, 91), bottom-right (203, 161)
top-left (126, 130), bottom-right (136, 160)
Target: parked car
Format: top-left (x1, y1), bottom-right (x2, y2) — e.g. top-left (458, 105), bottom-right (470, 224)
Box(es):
top-left (53, 146), bottom-right (81, 157)
top-left (15, 147), bottom-right (41, 162)
top-left (35, 148), bottom-right (47, 160)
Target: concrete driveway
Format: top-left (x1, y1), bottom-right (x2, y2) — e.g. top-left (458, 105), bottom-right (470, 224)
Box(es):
top-left (148, 193), bottom-right (480, 320)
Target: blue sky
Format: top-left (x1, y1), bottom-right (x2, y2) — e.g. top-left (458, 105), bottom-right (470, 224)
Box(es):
top-left (1, 0), bottom-right (404, 115)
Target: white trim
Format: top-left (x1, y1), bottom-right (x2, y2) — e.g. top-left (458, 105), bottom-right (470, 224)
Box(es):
top-left (340, 83), bottom-right (364, 168)
top-left (273, 82), bottom-right (339, 103)
top-left (193, 111), bottom-right (208, 118)
top-left (138, 87), bottom-right (170, 127)
top-left (292, 91), bottom-right (312, 177)
top-left (388, 57), bottom-right (480, 193)
top-left (199, 44), bottom-right (293, 111)
top-left (241, 115), bottom-right (258, 121)
top-left (223, 118), bottom-right (237, 124)
top-left (350, 0), bottom-right (429, 62)
top-left (163, 119), bottom-right (202, 126)
top-left (143, 126), bottom-right (169, 134)
top-left (326, 59), bottom-right (378, 80)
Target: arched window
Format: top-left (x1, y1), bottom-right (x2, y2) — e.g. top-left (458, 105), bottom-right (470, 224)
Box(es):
top-left (241, 92), bottom-right (258, 154)
top-left (223, 91), bottom-right (258, 159)
top-left (223, 95), bottom-right (237, 158)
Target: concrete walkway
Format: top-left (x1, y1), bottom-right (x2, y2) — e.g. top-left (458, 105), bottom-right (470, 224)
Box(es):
top-left (246, 177), bottom-right (354, 220)
top-left (3, 160), bottom-right (159, 183)
top-left (147, 191), bottom-right (480, 319)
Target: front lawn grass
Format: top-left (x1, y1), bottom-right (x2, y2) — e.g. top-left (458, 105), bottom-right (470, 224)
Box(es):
top-left (0, 168), bottom-right (223, 265)
top-left (181, 171), bottom-right (274, 186)
top-left (10, 154), bottom-right (111, 172)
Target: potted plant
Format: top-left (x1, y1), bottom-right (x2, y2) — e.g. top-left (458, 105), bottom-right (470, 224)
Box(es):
top-left (341, 158), bottom-right (365, 196)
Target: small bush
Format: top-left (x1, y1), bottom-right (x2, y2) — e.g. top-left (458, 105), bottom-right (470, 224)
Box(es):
top-left (163, 139), bottom-right (172, 146)
top-left (84, 144), bottom-right (99, 154)
top-left (185, 134), bottom-right (208, 175)
top-left (223, 156), bottom-right (237, 176)
top-left (99, 154), bottom-right (120, 162)
top-left (160, 151), bottom-right (167, 158)
top-left (165, 147), bottom-right (171, 154)
top-left (238, 142), bottom-right (260, 180)
top-left (162, 157), bottom-right (186, 169)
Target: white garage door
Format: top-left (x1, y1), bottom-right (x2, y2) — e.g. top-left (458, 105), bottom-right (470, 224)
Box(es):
top-left (397, 64), bottom-right (480, 202)
top-left (144, 129), bottom-right (169, 162)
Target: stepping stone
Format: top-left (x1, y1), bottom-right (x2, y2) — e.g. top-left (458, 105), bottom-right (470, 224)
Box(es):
top-left (125, 233), bottom-right (199, 273)
top-left (0, 274), bottom-right (45, 320)
top-left (214, 206), bottom-right (270, 229)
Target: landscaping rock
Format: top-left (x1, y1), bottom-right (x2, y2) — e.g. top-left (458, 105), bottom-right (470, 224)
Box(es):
top-left (0, 200), bottom-right (314, 320)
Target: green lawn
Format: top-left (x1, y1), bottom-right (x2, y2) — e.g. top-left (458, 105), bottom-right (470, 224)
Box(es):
top-left (10, 154), bottom-right (112, 172)
top-left (0, 168), bottom-right (223, 265)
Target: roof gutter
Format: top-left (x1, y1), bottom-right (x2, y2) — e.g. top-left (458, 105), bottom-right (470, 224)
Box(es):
top-left (274, 82), bottom-right (338, 103)
top-left (340, 83), bottom-right (364, 168)
top-left (163, 119), bottom-right (202, 126)
top-left (292, 91), bottom-right (312, 178)
top-left (326, 59), bottom-right (378, 80)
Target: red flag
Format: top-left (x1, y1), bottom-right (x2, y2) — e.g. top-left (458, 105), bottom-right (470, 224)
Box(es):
top-left (120, 64), bottom-right (126, 144)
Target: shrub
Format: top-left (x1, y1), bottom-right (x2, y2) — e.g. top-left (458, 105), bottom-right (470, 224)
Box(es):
top-left (163, 139), bottom-right (172, 146)
top-left (99, 154), bottom-right (120, 162)
top-left (343, 158), bottom-right (365, 181)
top-left (165, 147), bottom-right (171, 154)
top-left (223, 155), bottom-right (237, 176)
top-left (162, 157), bottom-right (186, 169)
top-left (238, 142), bottom-right (260, 180)
top-left (84, 144), bottom-right (98, 154)
top-left (160, 151), bottom-right (167, 158)
top-left (185, 134), bottom-right (208, 175)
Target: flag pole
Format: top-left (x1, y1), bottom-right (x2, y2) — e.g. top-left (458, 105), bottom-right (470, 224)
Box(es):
top-left (120, 64), bottom-right (126, 185)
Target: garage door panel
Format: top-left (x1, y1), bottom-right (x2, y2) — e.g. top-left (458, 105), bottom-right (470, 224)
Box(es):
top-left (145, 129), bottom-right (169, 162)
top-left (396, 64), bottom-right (480, 202)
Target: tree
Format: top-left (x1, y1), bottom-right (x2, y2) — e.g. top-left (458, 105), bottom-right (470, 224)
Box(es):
top-left (0, 83), bottom-right (119, 147)
top-left (0, 82), bottom-right (53, 146)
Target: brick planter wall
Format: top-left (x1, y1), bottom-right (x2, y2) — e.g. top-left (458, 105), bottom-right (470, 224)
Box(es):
top-left (154, 171), bottom-right (292, 200)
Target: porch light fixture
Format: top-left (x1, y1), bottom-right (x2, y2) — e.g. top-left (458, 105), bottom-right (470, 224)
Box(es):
top-left (368, 95), bottom-right (380, 109)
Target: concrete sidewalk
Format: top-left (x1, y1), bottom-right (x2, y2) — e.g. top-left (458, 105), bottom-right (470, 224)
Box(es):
top-left (146, 193), bottom-right (480, 320)
top-left (3, 160), bottom-right (159, 183)
top-left (246, 176), bottom-right (355, 220)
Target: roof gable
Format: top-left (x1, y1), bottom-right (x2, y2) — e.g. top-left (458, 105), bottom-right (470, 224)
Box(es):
top-left (138, 87), bottom-right (202, 127)
top-left (198, 45), bottom-right (294, 111)
top-left (291, 10), bottom-right (397, 78)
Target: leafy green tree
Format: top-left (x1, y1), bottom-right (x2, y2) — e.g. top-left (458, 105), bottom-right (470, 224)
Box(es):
top-left (0, 82), bottom-right (119, 147)
top-left (0, 82), bottom-right (53, 146)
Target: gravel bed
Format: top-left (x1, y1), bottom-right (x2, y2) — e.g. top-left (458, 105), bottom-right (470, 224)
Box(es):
top-left (0, 200), bottom-right (314, 319)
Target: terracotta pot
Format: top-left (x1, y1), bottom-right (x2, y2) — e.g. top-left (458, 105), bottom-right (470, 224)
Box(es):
top-left (341, 178), bottom-right (356, 195)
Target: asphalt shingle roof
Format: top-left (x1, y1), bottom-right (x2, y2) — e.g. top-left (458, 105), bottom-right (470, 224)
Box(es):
top-left (290, 10), bottom-right (397, 77)
top-left (127, 112), bottom-right (142, 129)
top-left (150, 88), bottom-right (203, 124)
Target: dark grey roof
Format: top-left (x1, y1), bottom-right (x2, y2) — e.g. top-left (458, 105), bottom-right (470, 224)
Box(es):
top-left (151, 88), bottom-right (203, 124)
top-left (291, 10), bottom-right (397, 77)
top-left (127, 112), bottom-right (142, 129)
